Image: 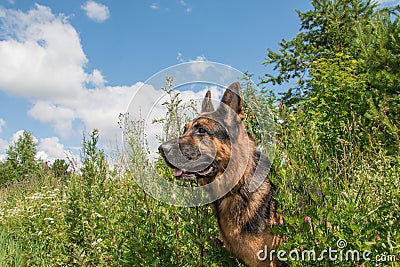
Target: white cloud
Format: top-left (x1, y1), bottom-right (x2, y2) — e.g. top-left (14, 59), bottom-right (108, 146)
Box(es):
top-left (0, 119), bottom-right (8, 158)
top-left (179, 0), bottom-right (192, 13)
top-left (0, 129), bottom-right (10, 160)
top-left (375, 0), bottom-right (400, 6)
top-left (176, 53), bottom-right (208, 68)
top-left (0, 118), bottom-right (5, 133)
top-left (74, 83), bottom-right (141, 141)
top-left (176, 52), bottom-right (184, 62)
top-left (150, 3), bottom-right (159, 10)
top-left (0, 138), bottom-right (8, 151)
top-left (37, 137), bottom-right (67, 161)
top-left (194, 55), bottom-right (206, 61)
top-left (0, 5), bottom-right (123, 141)
top-left (28, 101), bottom-right (76, 138)
top-left (189, 55), bottom-right (213, 78)
top-left (26, 82), bottom-right (139, 140)
top-left (87, 69), bottom-right (106, 88)
top-left (150, 2), bottom-right (191, 12)
top-left (0, 4), bottom-right (87, 100)
top-left (81, 1), bottom-right (110, 22)
top-left (171, 59), bottom-right (239, 85)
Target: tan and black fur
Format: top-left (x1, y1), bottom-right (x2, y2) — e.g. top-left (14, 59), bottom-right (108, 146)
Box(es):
top-left (159, 82), bottom-right (282, 266)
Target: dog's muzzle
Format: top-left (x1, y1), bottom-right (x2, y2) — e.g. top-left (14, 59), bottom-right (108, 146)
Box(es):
top-left (158, 139), bottom-right (217, 181)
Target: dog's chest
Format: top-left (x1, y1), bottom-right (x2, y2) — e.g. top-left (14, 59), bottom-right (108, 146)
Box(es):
top-left (214, 197), bottom-right (252, 243)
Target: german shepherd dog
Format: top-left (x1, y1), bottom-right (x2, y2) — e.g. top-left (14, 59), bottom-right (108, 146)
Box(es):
top-left (159, 82), bottom-right (282, 266)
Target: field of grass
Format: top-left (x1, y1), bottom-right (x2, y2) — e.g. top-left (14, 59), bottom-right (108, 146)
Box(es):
top-left (0, 89), bottom-right (399, 266)
top-left (0, 127), bottom-right (240, 267)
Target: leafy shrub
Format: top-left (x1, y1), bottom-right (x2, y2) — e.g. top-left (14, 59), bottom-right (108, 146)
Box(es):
top-left (270, 106), bottom-right (400, 266)
top-left (51, 159), bottom-right (70, 181)
top-left (0, 131), bottom-right (39, 186)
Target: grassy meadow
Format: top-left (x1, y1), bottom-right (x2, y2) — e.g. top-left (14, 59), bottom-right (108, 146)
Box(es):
top-left (0, 82), bottom-right (399, 266)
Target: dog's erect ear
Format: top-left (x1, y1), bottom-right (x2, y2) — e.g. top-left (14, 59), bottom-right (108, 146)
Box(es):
top-left (201, 90), bottom-right (215, 113)
top-left (220, 82), bottom-right (244, 120)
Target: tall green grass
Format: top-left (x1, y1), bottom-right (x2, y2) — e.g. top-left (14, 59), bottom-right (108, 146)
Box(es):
top-left (0, 84), bottom-right (398, 266)
top-left (0, 127), bottom-right (238, 266)
top-left (0, 230), bottom-right (25, 267)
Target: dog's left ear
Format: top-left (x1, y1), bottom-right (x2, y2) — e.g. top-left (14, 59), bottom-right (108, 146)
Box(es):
top-left (220, 82), bottom-right (244, 120)
top-left (202, 90), bottom-right (215, 113)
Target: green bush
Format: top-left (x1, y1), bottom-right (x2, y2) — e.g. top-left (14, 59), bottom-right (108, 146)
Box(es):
top-left (269, 107), bottom-right (400, 266)
top-left (0, 131), bottom-right (39, 186)
top-left (51, 159), bottom-right (70, 181)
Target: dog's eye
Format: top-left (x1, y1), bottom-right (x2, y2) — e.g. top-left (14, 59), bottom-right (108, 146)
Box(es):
top-left (197, 127), bottom-right (207, 135)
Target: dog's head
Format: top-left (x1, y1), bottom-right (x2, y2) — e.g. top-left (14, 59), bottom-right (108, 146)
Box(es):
top-left (158, 82), bottom-right (251, 184)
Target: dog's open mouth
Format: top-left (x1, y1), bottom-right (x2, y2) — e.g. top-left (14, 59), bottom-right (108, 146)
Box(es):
top-left (173, 164), bottom-right (216, 181)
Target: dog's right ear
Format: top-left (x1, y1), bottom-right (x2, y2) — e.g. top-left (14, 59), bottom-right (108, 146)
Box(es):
top-left (201, 90), bottom-right (214, 113)
top-left (219, 82), bottom-right (244, 120)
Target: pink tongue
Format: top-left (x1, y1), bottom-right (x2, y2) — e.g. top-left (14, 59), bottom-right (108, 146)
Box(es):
top-left (174, 169), bottom-right (183, 177)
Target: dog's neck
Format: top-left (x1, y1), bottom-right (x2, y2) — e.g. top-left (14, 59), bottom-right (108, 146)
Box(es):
top-left (213, 150), bottom-right (273, 203)
top-left (230, 150), bottom-right (271, 195)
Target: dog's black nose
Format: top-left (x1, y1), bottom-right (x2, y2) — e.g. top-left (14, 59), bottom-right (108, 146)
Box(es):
top-left (158, 142), bottom-right (172, 155)
top-left (158, 144), bottom-right (164, 154)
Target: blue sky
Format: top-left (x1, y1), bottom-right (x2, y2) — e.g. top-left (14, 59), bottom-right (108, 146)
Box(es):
top-left (0, 0), bottom-right (395, 162)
